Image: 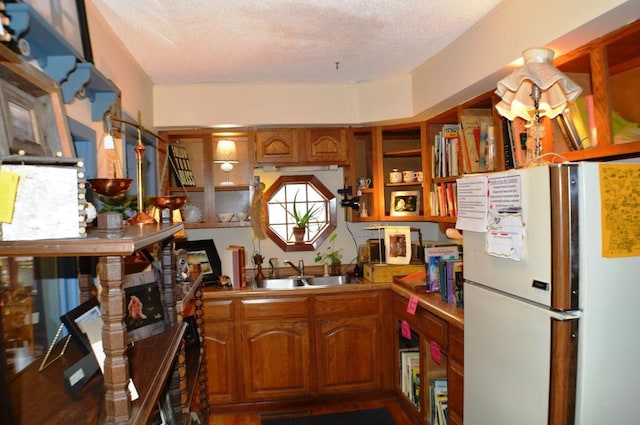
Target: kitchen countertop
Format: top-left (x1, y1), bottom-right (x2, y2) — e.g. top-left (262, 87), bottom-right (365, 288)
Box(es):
top-left (204, 276), bottom-right (464, 329)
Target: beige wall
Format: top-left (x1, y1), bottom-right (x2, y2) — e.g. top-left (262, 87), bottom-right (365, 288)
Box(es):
top-left (152, 0), bottom-right (638, 128)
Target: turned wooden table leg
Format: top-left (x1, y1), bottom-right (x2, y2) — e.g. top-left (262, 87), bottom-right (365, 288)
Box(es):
top-left (99, 255), bottom-right (131, 424)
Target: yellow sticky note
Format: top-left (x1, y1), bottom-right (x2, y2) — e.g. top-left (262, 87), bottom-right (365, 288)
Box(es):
top-left (0, 170), bottom-right (20, 223)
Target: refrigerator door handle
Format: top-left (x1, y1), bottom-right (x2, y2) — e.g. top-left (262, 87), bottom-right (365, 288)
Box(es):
top-left (549, 309), bottom-right (581, 321)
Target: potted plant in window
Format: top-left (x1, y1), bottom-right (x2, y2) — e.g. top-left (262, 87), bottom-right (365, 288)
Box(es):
top-left (287, 194), bottom-right (320, 243)
top-left (314, 233), bottom-right (343, 276)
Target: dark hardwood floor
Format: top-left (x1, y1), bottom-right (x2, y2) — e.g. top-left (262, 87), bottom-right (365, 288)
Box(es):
top-left (208, 395), bottom-right (422, 424)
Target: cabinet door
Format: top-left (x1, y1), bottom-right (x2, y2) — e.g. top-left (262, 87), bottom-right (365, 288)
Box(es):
top-left (304, 128), bottom-right (348, 165)
top-left (241, 321), bottom-right (311, 400)
top-left (204, 323), bottom-right (238, 403)
top-left (255, 129), bottom-right (300, 164)
top-left (316, 316), bottom-right (381, 394)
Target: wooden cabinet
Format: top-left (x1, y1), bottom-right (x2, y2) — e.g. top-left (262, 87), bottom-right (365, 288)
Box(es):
top-left (1, 224), bottom-right (206, 424)
top-left (378, 124), bottom-right (428, 221)
top-left (241, 320), bottom-right (312, 400)
top-left (315, 291), bottom-right (385, 393)
top-left (203, 299), bottom-right (238, 404)
top-left (543, 20), bottom-right (640, 160)
top-left (392, 290), bottom-right (464, 425)
top-left (239, 296), bottom-right (312, 400)
top-left (159, 129), bottom-right (253, 228)
top-left (203, 289), bottom-right (389, 408)
top-left (253, 127), bottom-right (348, 166)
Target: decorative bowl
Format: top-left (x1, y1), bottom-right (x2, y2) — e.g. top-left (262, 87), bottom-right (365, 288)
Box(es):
top-left (151, 195), bottom-right (187, 210)
top-left (217, 212), bottom-right (234, 222)
top-left (88, 178), bottom-right (133, 197)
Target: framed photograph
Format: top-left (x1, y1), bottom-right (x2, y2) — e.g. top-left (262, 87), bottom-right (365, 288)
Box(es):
top-left (60, 297), bottom-right (102, 355)
top-left (124, 282), bottom-right (166, 342)
top-left (174, 239), bottom-right (222, 285)
top-left (384, 226), bottom-right (412, 265)
top-left (28, 0), bottom-right (93, 62)
top-left (390, 190), bottom-right (420, 216)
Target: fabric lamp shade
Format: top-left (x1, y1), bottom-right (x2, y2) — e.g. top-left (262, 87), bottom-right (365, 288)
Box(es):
top-left (495, 48), bottom-right (582, 121)
top-left (214, 140), bottom-right (239, 163)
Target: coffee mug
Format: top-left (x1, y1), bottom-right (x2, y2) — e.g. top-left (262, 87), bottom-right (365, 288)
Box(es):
top-left (415, 171), bottom-right (424, 182)
top-left (389, 169), bottom-right (403, 183)
top-left (357, 176), bottom-right (372, 189)
top-left (403, 170), bottom-right (416, 182)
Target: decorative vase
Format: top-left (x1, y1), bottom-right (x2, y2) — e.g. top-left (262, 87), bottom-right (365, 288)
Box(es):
top-left (292, 226), bottom-right (306, 243)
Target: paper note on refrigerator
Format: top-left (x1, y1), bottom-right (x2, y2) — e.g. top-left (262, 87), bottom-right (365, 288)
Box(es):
top-left (455, 175), bottom-right (488, 232)
top-left (485, 213), bottom-right (525, 261)
top-left (599, 163), bottom-right (640, 257)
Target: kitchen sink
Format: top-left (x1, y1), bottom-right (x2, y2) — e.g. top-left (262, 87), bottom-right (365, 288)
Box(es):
top-left (253, 275), bottom-right (358, 289)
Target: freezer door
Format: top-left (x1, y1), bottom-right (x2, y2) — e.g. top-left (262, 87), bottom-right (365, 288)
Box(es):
top-left (463, 166), bottom-right (553, 307)
top-left (464, 283), bottom-right (578, 425)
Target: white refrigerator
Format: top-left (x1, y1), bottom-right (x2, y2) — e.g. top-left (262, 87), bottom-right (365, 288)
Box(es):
top-left (461, 162), bottom-right (640, 425)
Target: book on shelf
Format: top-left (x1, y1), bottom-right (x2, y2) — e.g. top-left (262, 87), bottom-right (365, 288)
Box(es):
top-left (430, 378), bottom-right (448, 425)
top-left (460, 110), bottom-right (494, 172)
top-left (425, 245), bottom-right (461, 292)
top-left (501, 117), bottom-right (516, 169)
top-left (400, 349), bottom-right (420, 408)
top-left (438, 258), bottom-right (463, 304)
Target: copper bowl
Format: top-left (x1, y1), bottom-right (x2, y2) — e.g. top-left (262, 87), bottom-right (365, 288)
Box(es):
top-left (88, 178), bottom-right (133, 197)
top-left (151, 195), bottom-right (187, 210)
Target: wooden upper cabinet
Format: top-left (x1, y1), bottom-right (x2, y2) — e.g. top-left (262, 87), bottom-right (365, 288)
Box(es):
top-left (253, 127), bottom-right (348, 165)
top-left (304, 128), bottom-right (348, 165)
top-left (254, 128), bottom-right (299, 164)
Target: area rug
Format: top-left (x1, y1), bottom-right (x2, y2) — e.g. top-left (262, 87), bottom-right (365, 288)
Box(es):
top-left (261, 407), bottom-right (396, 425)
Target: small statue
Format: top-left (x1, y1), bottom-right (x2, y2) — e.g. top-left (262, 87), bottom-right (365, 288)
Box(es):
top-left (253, 253), bottom-right (265, 282)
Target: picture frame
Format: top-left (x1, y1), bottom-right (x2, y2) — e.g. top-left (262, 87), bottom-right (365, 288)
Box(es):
top-left (0, 49), bottom-right (76, 158)
top-left (384, 226), bottom-right (412, 265)
top-left (174, 239), bottom-right (222, 285)
top-left (60, 297), bottom-right (101, 355)
top-left (124, 281), bottom-right (166, 342)
top-left (390, 190), bottom-right (420, 216)
top-left (27, 0), bottom-right (94, 63)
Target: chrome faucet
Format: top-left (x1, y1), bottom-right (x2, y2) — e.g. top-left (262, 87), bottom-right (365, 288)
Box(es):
top-left (284, 259), bottom-right (304, 276)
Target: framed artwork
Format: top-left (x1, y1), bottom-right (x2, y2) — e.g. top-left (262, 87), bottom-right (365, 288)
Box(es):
top-left (174, 239), bottom-right (222, 285)
top-left (168, 145), bottom-right (196, 187)
top-left (384, 226), bottom-right (412, 265)
top-left (390, 190), bottom-right (420, 216)
top-left (0, 51), bottom-right (75, 158)
top-left (60, 297), bottom-right (101, 355)
top-left (124, 282), bottom-right (165, 342)
top-left (28, 0), bottom-right (93, 62)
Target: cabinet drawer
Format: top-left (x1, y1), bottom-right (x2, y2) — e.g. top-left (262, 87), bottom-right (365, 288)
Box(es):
top-left (421, 310), bottom-right (448, 348)
top-left (392, 293), bottom-right (419, 326)
top-left (240, 297), bottom-right (309, 320)
top-left (314, 291), bottom-right (379, 317)
top-left (204, 299), bottom-right (234, 322)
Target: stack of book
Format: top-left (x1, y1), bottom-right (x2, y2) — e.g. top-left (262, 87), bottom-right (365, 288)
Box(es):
top-left (400, 349), bottom-right (420, 409)
top-left (430, 378), bottom-right (448, 425)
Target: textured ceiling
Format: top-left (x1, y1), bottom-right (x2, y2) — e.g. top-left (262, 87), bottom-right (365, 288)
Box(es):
top-left (89, 0), bottom-right (504, 85)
